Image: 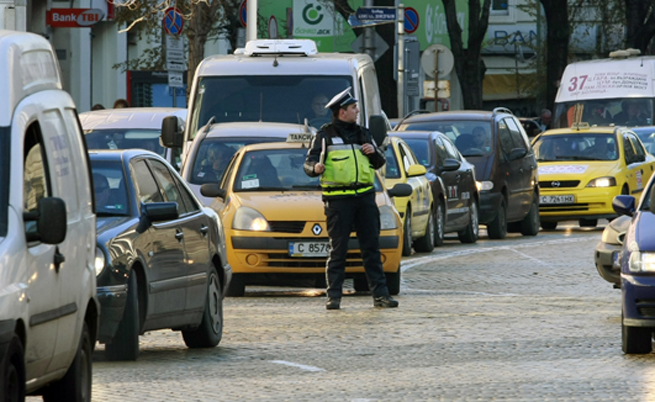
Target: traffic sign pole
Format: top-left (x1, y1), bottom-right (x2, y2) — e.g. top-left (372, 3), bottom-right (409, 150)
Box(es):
top-left (397, 3), bottom-right (404, 118)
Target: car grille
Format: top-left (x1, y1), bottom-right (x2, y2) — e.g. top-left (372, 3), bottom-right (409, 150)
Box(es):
top-left (636, 299), bottom-right (655, 318)
top-left (268, 221), bottom-right (306, 233)
top-left (539, 204), bottom-right (589, 212)
top-left (539, 180), bottom-right (580, 188)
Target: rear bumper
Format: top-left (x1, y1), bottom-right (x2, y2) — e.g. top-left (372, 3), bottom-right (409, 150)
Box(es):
top-left (622, 274), bottom-right (655, 327)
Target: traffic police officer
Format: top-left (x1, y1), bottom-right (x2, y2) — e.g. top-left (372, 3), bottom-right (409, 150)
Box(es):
top-left (304, 87), bottom-right (399, 310)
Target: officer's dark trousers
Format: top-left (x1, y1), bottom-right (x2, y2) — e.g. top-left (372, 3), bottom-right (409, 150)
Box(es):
top-left (324, 192), bottom-right (390, 298)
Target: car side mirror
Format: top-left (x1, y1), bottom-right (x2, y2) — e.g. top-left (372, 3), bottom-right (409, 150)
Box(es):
top-left (442, 158), bottom-right (461, 172)
top-left (161, 116), bottom-right (183, 148)
top-left (24, 197), bottom-right (67, 244)
top-left (369, 115), bottom-right (388, 148)
top-left (387, 183), bottom-right (412, 197)
top-left (509, 148), bottom-right (528, 160)
top-left (201, 183), bottom-right (227, 199)
top-left (143, 202), bottom-right (179, 222)
top-left (613, 195), bottom-right (636, 216)
top-left (407, 164), bottom-right (427, 177)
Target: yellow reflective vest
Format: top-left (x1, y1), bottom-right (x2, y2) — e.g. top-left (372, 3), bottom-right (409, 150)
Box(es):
top-left (321, 143), bottom-right (375, 196)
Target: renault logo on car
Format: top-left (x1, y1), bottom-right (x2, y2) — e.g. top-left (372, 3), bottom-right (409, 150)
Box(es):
top-left (312, 224), bottom-right (322, 235)
top-left (552, 181), bottom-right (560, 187)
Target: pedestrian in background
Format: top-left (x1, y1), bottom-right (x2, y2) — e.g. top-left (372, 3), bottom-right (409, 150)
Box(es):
top-left (537, 108), bottom-right (552, 132)
top-left (304, 87), bottom-right (398, 310)
top-left (91, 103), bottom-right (105, 111)
top-left (113, 98), bottom-right (130, 108)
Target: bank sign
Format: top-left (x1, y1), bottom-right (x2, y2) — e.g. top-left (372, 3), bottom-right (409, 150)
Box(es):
top-left (46, 8), bottom-right (104, 27)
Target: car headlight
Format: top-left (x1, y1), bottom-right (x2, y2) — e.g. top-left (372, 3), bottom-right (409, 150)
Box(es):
top-left (586, 176), bottom-right (616, 188)
top-left (628, 251), bottom-right (655, 272)
top-left (95, 246), bottom-right (106, 276)
top-left (233, 207), bottom-right (270, 231)
top-left (379, 205), bottom-right (398, 230)
top-left (601, 225), bottom-right (620, 244)
top-left (476, 181), bottom-right (494, 191)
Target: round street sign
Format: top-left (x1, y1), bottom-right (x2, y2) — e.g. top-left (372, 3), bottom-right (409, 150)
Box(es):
top-left (404, 7), bottom-right (419, 34)
top-left (239, 0), bottom-right (247, 27)
top-left (163, 7), bottom-right (184, 36)
top-left (421, 44), bottom-right (455, 78)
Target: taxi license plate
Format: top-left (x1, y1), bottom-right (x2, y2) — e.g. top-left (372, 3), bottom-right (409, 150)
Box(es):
top-left (288, 242), bottom-right (330, 257)
top-left (540, 195), bottom-right (575, 204)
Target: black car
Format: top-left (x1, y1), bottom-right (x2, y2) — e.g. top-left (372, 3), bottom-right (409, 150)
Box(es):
top-left (90, 150), bottom-right (232, 360)
top-left (392, 131), bottom-right (480, 244)
top-left (395, 108), bottom-right (540, 239)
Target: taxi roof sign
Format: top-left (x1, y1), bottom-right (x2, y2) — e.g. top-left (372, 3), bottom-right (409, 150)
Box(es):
top-left (287, 133), bottom-right (313, 143)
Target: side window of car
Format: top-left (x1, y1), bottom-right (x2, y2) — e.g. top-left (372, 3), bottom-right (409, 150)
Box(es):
top-left (497, 119), bottom-right (514, 157)
top-left (506, 118), bottom-right (528, 150)
top-left (24, 123), bottom-right (49, 239)
top-left (173, 175), bottom-right (200, 213)
top-left (149, 160), bottom-right (189, 215)
top-left (434, 137), bottom-right (448, 166)
top-left (628, 134), bottom-right (646, 158)
top-left (442, 137), bottom-right (462, 161)
top-left (132, 160), bottom-right (164, 204)
top-left (399, 142), bottom-right (418, 167)
top-left (624, 136), bottom-right (637, 164)
top-left (384, 146), bottom-right (401, 179)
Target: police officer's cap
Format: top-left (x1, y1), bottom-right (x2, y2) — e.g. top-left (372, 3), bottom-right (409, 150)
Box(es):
top-left (325, 87), bottom-right (358, 112)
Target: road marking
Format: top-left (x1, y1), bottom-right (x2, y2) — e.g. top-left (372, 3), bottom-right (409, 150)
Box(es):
top-left (401, 237), bottom-right (591, 273)
top-left (270, 360), bottom-right (325, 372)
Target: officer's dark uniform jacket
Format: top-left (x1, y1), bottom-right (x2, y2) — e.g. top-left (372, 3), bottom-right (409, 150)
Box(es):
top-left (304, 118), bottom-right (386, 197)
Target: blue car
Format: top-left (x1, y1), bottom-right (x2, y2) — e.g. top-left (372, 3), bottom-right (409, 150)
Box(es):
top-left (613, 179), bottom-right (655, 354)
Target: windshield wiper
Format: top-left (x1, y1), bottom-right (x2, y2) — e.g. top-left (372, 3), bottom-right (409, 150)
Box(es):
top-left (291, 185), bottom-right (321, 190)
top-left (237, 187), bottom-right (287, 192)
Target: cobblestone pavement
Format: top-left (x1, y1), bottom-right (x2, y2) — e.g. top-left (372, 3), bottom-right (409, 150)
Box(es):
top-left (30, 223), bottom-right (655, 401)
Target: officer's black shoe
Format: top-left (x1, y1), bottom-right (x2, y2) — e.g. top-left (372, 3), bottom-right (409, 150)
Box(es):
top-left (373, 296), bottom-right (399, 308)
top-left (326, 297), bottom-right (341, 310)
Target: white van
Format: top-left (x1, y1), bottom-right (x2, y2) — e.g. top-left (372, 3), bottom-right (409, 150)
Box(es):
top-left (0, 30), bottom-right (98, 401)
top-left (554, 50), bottom-right (655, 128)
top-left (161, 39), bottom-right (388, 162)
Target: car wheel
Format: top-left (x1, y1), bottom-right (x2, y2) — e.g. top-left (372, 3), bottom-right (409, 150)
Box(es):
top-left (105, 273), bottom-right (139, 361)
top-left (622, 321), bottom-right (653, 354)
top-left (225, 273), bottom-right (246, 297)
top-left (487, 198), bottom-right (507, 239)
top-left (385, 267), bottom-right (401, 296)
top-left (579, 218), bottom-right (598, 228)
top-left (520, 194), bottom-right (540, 236)
top-left (401, 210), bottom-right (412, 256)
top-left (541, 221), bottom-right (558, 230)
top-left (353, 274), bottom-right (369, 292)
top-left (183, 267), bottom-right (223, 348)
top-left (414, 208), bottom-right (435, 252)
top-left (458, 199), bottom-right (479, 244)
top-left (433, 202), bottom-right (445, 247)
top-left (1, 335), bottom-right (25, 402)
top-left (43, 322), bottom-right (92, 402)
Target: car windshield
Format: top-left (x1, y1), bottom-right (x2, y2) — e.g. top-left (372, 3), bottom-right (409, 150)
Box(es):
top-left (91, 161), bottom-right (130, 217)
top-left (553, 98), bottom-right (654, 128)
top-left (533, 133), bottom-right (618, 162)
top-left (232, 148), bottom-right (383, 192)
top-left (189, 137), bottom-right (287, 185)
top-left (85, 129), bottom-right (166, 157)
top-left (402, 138), bottom-right (432, 167)
top-left (397, 120), bottom-right (493, 156)
top-left (188, 75), bottom-right (352, 138)
top-left (0, 127), bottom-right (8, 237)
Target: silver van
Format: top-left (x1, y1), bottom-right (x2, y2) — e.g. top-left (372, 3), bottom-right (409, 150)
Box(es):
top-left (0, 30), bottom-right (98, 401)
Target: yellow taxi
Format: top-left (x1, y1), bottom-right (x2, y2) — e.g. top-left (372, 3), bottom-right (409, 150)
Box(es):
top-left (532, 124), bottom-right (655, 229)
top-left (384, 135), bottom-right (435, 256)
top-left (199, 136), bottom-right (410, 297)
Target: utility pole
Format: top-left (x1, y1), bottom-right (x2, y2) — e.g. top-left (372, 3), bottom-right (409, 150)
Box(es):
top-left (397, 3), bottom-right (404, 118)
top-left (247, 0), bottom-right (257, 42)
top-left (363, 0), bottom-right (374, 59)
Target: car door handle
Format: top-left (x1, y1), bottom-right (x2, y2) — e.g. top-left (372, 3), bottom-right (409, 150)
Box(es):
top-left (175, 231), bottom-right (184, 241)
top-left (200, 225), bottom-right (209, 236)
